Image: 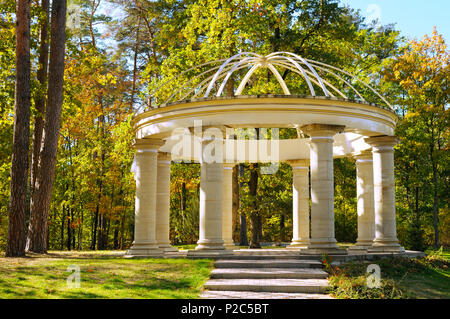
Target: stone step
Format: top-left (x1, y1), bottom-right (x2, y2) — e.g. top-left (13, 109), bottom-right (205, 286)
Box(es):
top-left (200, 290), bottom-right (334, 299)
top-left (233, 249), bottom-right (301, 255)
top-left (223, 255), bottom-right (322, 260)
top-left (224, 254), bottom-right (301, 260)
top-left (214, 259), bottom-right (322, 269)
top-left (210, 268), bottom-right (328, 279)
top-left (204, 278), bottom-right (329, 294)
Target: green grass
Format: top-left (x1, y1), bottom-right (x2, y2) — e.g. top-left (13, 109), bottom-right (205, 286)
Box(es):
top-left (0, 251), bottom-right (213, 299)
top-left (324, 248), bottom-right (450, 299)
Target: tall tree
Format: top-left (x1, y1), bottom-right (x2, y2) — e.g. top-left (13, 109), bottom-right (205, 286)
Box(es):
top-left (248, 162), bottom-right (261, 248)
top-left (30, 0), bottom-right (50, 197)
top-left (238, 164), bottom-right (248, 246)
top-left (27, 0), bottom-right (67, 253)
top-left (385, 28), bottom-right (449, 248)
top-left (6, 0), bottom-right (31, 257)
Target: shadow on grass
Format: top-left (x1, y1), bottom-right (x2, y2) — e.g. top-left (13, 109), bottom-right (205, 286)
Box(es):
top-left (0, 254), bottom-right (213, 299)
top-left (394, 267), bottom-right (450, 299)
top-left (60, 291), bottom-right (104, 299)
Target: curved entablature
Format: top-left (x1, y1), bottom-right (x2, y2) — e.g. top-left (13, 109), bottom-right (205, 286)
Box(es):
top-left (132, 96), bottom-right (398, 142)
top-left (142, 52), bottom-right (393, 113)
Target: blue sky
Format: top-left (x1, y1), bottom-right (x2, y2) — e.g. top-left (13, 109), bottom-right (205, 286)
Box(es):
top-left (341, 0), bottom-right (449, 41)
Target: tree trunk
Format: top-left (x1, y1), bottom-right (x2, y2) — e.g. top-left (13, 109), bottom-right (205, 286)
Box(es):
top-left (113, 218), bottom-right (120, 250)
top-left (97, 211), bottom-right (108, 250)
top-left (181, 182), bottom-right (187, 212)
top-left (77, 209), bottom-right (83, 250)
top-left (26, 0), bottom-right (67, 253)
top-left (257, 214), bottom-right (263, 242)
top-left (6, 0), bottom-right (31, 257)
top-left (60, 204), bottom-right (65, 250)
top-left (130, 18), bottom-right (141, 111)
top-left (280, 214), bottom-right (285, 242)
top-left (429, 122), bottom-right (440, 248)
top-left (432, 162), bottom-right (440, 248)
top-left (91, 207), bottom-right (98, 250)
top-left (238, 164), bottom-right (248, 246)
top-left (91, 203), bottom-right (99, 250)
top-left (31, 0), bottom-right (49, 197)
top-left (232, 165), bottom-right (239, 242)
top-left (66, 207), bottom-right (71, 251)
top-left (249, 163), bottom-right (260, 248)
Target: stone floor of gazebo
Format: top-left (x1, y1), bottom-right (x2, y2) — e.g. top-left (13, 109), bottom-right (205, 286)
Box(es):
top-left (148, 248), bottom-right (425, 261)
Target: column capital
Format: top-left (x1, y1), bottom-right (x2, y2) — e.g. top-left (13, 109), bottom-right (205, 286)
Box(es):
top-left (364, 135), bottom-right (399, 149)
top-left (287, 159), bottom-right (310, 169)
top-left (300, 124), bottom-right (345, 137)
top-left (223, 127), bottom-right (236, 139)
top-left (133, 138), bottom-right (164, 151)
top-left (223, 163), bottom-right (236, 169)
top-left (157, 152), bottom-right (172, 165)
top-left (353, 149), bottom-right (373, 161)
top-left (201, 128), bottom-right (226, 143)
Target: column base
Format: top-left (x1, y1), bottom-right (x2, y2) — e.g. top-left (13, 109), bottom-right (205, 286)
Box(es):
top-left (223, 241), bottom-right (236, 250)
top-left (158, 244), bottom-right (179, 252)
top-left (348, 240), bottom-right (374, 252)
top-left (125, 242), bottom-right (164, 257)
top-left (348, 245), bottom-right (372, 252)
top-left (195, 239), bottom-right (226, 251)
top-left (287, 239), bottom-right (310, 249)
top-left (302, 238), bottom-right (347, 255)
top-left (187, 249), bottom-right (234, 258)
top-left (300, 248), bottom-right (348, 255)
top-left (367, 239), bottom-right (405, 253)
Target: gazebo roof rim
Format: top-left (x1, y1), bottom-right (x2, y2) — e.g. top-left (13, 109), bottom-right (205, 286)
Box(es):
top-left (154, 94), bottom-right (396, 114)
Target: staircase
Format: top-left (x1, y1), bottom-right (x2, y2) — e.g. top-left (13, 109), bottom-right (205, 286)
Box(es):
top-left (200, 250), bottom-right (333, 299)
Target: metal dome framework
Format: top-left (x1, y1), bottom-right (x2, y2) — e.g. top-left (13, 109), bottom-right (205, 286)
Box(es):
top-left (148, 52), bottom-right (393, 110)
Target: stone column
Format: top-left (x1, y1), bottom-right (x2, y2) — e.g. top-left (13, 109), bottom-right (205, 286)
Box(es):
top-left (349, 150), bottom-right (375, 251)
top-left (126, 139), bottom-right (164, 257)
top-left (365, 136), bottom-right (404, 253)
top-left (301, 124), bottom-right (346, 254)
top-left (155, 152), bottom-right (178, 252)
top-left (222, 163), bottom-right (235, 249)
top-left (194, 131), bottom-right (226, 252)
top-left (287, 159), bottom-right (310, 249)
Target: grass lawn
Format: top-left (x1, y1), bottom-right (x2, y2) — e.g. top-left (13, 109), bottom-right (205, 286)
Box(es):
top-left (2, 247), bottom-right (448, 299)
top-left (325, 248), bottom-right (450, 299)
top-left (0, 251), bottom-right (213, 299)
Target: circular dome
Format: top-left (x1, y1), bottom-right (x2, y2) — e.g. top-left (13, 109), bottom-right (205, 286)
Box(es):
top-left (144, 51), bottom-right (393, 112)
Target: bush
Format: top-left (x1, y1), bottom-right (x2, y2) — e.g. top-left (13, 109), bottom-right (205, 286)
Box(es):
top-left (404, 218), bottom-right (426, 251)
top-left (324, 253), bottom-right (450, 299)
top-left (323, 256), bottom-right (405, 299)
top-left (328, 275), bottom-right (405, 299)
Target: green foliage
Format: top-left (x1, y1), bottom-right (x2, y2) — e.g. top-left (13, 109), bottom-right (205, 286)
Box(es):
top-left (404, 218), bottom-right (426, 251)
top-left (329, 274), bottom-right (404, 299)
top-left (0, 1), bottom-right (15, 250)
top-left (170, 163), bottom-right (200, 244)
top-left (0, 0), bottom-right (447, 253)
top-left (326, 254), bottom-right (450, 299)
top-left (334, 158), bottom-right (357, 243)
top-left (384, 29), bottom-right (449, 248)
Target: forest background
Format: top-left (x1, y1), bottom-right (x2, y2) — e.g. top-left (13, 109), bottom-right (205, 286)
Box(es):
top-left (0, 0), bottom-right (448, 254)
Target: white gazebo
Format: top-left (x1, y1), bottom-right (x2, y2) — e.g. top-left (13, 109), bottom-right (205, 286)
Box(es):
top-left (126, 52), bottom-right (405, 257)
